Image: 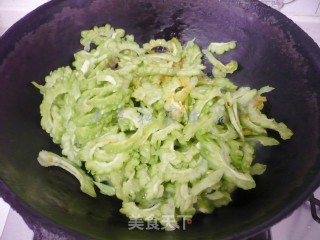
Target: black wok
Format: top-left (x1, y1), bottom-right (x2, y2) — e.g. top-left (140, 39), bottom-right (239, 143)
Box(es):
top-left (0, 0), bottom-right (320, 239)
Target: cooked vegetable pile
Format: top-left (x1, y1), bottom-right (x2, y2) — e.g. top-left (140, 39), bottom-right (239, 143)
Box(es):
top-left (33, 24), bottom-right (293, 230)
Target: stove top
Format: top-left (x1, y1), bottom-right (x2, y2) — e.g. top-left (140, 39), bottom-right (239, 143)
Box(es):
top-left (0, 0), bottom-right (320, 239)
top-left (1, 191), bottom-right (319, 240)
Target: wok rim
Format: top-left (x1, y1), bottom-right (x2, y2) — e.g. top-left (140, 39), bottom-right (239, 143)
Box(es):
top-left (0, 0), bottom-right (320, 239)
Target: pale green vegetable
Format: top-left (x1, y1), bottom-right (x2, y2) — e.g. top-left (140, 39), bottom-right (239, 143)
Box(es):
top-left (38, 151), bottom-right (96, 197)
top-left (207, 41), bottom-right (237, 55)
top-left (33, 24), bottom-right (293, 230)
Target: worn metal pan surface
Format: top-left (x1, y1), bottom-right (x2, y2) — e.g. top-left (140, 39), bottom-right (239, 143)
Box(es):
top-left (0, 0), bottom-right (320, 239)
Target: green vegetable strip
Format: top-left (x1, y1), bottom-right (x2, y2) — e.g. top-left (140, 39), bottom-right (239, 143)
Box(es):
top-left (33, 24), bottom-right (293, 230)
top-left (38, 151), bottom-right (96, 197)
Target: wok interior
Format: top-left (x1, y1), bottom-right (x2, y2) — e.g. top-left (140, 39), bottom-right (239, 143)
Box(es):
top-left (0, 0), bottom-right (320, 239)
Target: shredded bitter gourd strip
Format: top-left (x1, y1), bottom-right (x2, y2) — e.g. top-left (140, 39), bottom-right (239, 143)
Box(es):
top-left (33, 24), bottom-right (293, 230)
